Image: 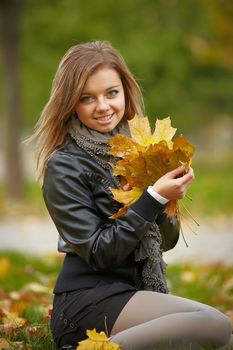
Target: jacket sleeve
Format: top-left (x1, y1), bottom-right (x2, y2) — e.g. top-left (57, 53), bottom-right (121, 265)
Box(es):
top-left (43, 152), bottom-right (169, 271)
top-left (157, 212), bottom-right (180, 252)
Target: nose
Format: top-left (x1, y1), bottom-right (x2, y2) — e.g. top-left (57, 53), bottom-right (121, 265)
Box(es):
top-left (96, 97), bottom-right (110, 113)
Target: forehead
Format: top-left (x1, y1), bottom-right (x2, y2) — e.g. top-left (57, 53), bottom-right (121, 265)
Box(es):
top-left (82, 67), bottom-right (122, 92)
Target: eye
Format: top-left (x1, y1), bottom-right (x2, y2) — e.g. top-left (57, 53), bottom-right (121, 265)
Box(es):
top-left (107, 90), bottom-right (119, 98)
top-left (79, 95), bottom-right (94, 103)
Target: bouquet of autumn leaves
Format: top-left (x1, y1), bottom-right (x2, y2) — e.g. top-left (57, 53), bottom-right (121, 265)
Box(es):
top-left (108, 115), bottom-right (195, 222)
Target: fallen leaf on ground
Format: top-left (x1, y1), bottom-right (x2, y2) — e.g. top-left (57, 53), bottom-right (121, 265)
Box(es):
top-left (76, 328), bottom-right (121, 349)
top-left (3, 312), bottom-right (26, 327)
top-left (0, 338), bottom-right (12, 350)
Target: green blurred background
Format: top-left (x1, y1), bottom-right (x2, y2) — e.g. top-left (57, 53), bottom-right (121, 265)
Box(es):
top-left (0, 2), bottom-right (233, 347)
top-left (0, 0), bottom-right (233, 217)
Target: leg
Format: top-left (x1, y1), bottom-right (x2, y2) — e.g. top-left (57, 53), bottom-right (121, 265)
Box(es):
top-left (111, 291), bottom-right (232, 350)
top-left (217, 334), bottom-right (233, 349)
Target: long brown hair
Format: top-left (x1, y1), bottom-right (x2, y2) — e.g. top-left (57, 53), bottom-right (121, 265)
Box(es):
top-left (29, 41), bottom-right (144, 180)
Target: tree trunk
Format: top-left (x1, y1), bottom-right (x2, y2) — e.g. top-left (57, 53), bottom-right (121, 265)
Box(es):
top-left (0, 0), bottom-right (24, 199)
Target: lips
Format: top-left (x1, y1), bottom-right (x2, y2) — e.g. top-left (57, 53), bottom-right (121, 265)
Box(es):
top-left (95, 113), bottom-right (114, 123)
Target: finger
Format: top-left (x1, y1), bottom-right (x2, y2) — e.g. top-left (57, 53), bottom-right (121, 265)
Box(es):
top-left (188, 167), bottom-right (194, 177)
top-left (167, 166), bottom-right (185, 179)
top-left (177, 169), bottom-right (195, 186)
top-left (123, 183), bottom-right (132, 191)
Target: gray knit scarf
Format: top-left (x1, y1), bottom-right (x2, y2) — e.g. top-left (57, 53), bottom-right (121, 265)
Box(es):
top-left (69, 115), bottom-right (169, 293)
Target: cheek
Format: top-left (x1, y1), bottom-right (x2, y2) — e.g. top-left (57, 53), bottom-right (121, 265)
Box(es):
top-left (118, 94), bottom-right (125, 113)
top-left (75, 105), bottom-right (90, 119)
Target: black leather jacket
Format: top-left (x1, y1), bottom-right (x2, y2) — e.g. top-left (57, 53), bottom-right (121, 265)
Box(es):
top-left (43, 139), bottom-right (180, 293)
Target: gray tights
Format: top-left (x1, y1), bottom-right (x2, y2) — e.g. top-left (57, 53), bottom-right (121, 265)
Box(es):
top-left (111, 291), bottom-right (233, 350)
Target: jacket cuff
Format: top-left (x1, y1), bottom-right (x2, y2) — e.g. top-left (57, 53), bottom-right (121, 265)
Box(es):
top-left (130, 190), bottom-right (165, 222)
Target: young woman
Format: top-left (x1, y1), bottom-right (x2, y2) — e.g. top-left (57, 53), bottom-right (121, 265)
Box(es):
top-left (32, 41), bottom-right (232, 349)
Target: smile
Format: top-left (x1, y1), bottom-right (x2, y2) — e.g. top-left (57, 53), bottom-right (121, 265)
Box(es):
top-left (95, 113), bottom-right (114, 122)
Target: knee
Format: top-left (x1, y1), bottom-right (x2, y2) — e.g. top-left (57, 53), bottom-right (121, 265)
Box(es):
top-left (201, 308), bottom-right (232, 347)
top-left (214, 312), bottom-right (232, 346)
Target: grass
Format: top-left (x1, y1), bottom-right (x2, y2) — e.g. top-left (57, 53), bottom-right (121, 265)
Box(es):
top-left (0, 251), bottom-right (232, 349)
top-left (0, 251), bottom-right (61, 349)
top-left (0, 251), bottom-right (61, 292)
top-left (167, 264), bottom-right (233, 313)
top-left (186, 160), bottom-right (233, 217)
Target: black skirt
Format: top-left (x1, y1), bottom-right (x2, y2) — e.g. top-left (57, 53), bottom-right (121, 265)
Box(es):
top-left (50, 280), bottom-right (137, 348)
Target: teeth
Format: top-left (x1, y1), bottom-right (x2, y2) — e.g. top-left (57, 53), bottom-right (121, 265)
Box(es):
top-left (97, 114), bottom-right (113, 121)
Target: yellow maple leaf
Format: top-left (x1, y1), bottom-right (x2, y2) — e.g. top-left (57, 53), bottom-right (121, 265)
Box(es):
top-left (76, 328), bottom-right (121, 350)
top-left (110, 187), bottom-right (142, 219)
top-left (128, 115), bottom-right (176, 148)
top-left (151, 117), bottom-right (177, 148)
top-left (128, 114), bottom-right (152, 146)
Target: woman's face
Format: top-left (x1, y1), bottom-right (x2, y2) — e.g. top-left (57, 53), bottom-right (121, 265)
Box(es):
top-left (75, 67), bottom-right (125, 133)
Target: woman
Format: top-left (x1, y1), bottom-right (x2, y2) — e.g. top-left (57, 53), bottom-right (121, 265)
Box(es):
top-left (32, 41), bottom-right (232, 349)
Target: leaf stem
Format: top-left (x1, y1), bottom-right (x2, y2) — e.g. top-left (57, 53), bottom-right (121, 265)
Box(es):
top-left (179, 211), bottom-right (198, 235)
top-left (180, 201), bottom-right (200, 227)
top-left (185, 194), bottom-right (193, 201)
top-left (179, 217), bottom-right (189, 247)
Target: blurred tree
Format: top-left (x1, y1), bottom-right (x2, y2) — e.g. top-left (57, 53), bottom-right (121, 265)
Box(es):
top-left (18, 0), bottom-right (232, 135)
top-left (188, 0), bottom-right (233, 69)
top-left (0, 0), bottom-right (24, 198)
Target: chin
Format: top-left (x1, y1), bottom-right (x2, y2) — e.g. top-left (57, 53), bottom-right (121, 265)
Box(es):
top-left (99, 127), bottom-right (114, 133)
top-left (99, 123), bottom-right (117, 133)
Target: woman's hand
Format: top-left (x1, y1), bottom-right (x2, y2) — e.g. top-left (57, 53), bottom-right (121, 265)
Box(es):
top-left (122, 183), bottom-right (132, 191)
top-left (122, 166), bottom-right (194, 201)
top-left (152, 166), bottom-right (195, 201)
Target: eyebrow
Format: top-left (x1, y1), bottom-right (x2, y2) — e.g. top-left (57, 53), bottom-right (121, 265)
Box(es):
top-left (81, 85), bottom-right (121, 95)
